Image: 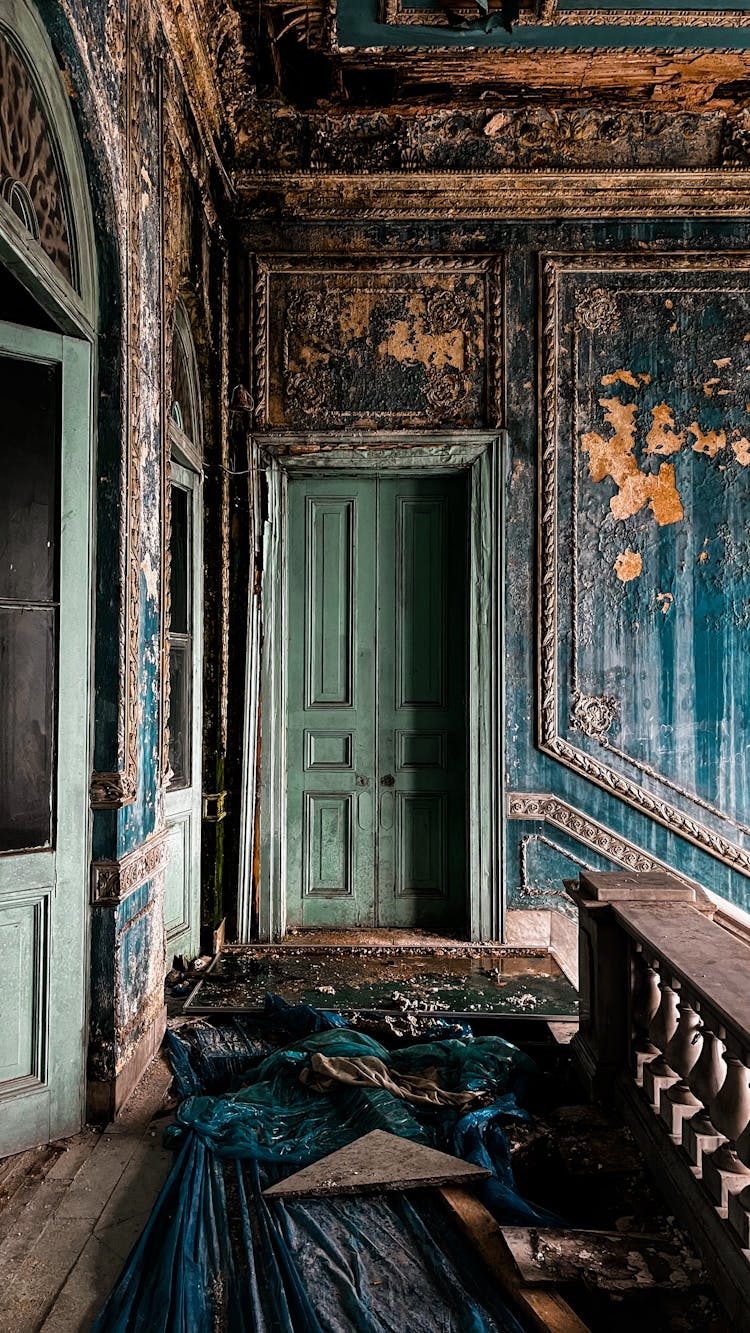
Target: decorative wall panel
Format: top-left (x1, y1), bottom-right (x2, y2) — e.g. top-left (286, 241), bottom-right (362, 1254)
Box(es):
top-left (254, 256), bottom-right (499, 430)
top-left (541, 255), bottom-right (750, 876)
top-left (0, 891), bottom-right (48, 1094)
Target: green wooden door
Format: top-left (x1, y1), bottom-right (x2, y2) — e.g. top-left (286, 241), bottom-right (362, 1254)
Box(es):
top-left (286, 472), bottom-right (467, 931)
top-left (0, 322), bottom-right (92, 1154)
top-left (164, 459), bottom-right (203, 963)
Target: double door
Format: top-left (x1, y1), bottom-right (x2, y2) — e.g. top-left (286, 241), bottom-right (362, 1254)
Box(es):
top-left (286, 472), bottom-right (467, 931)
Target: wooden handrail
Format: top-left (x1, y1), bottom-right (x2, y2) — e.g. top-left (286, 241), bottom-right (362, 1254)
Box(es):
top-left (571, 870), bottom-right (750, 1324)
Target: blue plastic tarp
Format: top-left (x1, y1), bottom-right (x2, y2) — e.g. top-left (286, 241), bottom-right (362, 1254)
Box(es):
top-left (94, 1000), bottom-right (557, 1332)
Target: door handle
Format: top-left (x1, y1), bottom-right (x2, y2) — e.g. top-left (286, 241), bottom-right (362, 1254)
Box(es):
top-left (380, 790), bottom-right (394, 831)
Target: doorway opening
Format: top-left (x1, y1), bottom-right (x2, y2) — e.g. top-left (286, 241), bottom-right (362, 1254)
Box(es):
top-left (244, 433), bottom-right (504, 945)
top-left (286, 471), bottom-right (468, 933)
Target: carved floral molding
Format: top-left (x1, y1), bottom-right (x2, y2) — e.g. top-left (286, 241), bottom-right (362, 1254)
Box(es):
top-left (91, 827), bottom-right (169, 906)
top-left (508, 793), bottom-right (699, 886)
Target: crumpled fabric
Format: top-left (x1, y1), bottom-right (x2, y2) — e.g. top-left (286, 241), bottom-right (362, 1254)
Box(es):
top-left (94, 1000), bottom-right (557, 1333)
top-left (300, 1050), bottom-right (490, 1111)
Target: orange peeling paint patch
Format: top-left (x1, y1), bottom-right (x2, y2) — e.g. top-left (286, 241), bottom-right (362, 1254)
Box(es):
top-left (614, 549), bottom-right (643, 582)
top-left (647, 463), bottom-right (684, 525)
top-left (657, 592), bottom-right (674, 615)
top-left (731, 432), bottom-right (750, 465)
top-left (669, 323), bottom-right (678, 334)
top-left (698, 551), bottom-right (708, 563)
top-left (665, 300), bottom-right (674, 309)
top-left (639, 373), bottom-right (652, 384)
top-left (714, 357), bottom-right (732, 369)
top-left (601, 369), bottom-right (642, 388)
top-left (689, 423), bottom-right (727, 457)
top-left (703, 378), bottom-right (720, 397)
top-left (583, 398), bottom-right (683, 526)
top-left (581, 397), bottom-right (638, 487)
top-left (645, 403), bottom-right (685, 456)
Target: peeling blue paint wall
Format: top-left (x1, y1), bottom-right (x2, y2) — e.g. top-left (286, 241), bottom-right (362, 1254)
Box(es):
top-left (38, 0), bottom-right (230, 1111)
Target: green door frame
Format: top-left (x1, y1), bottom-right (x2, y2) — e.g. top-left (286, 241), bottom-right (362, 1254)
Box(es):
top-left (249, 431), bottom-right (505, 943)
top-left (0, 321), bottom-right (93, 1152)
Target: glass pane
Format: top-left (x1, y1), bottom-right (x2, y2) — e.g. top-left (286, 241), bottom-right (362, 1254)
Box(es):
top-left (170, 484), bottom-right (189, 635)
top-left (0, 607), bottom-right (56, 851)
top-left (168, 638), bottom-right (190, 790)
top-left (0, 355), bottom-right (60, 602)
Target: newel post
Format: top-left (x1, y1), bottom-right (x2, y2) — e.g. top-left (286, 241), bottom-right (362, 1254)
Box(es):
top-left (569, 870), bottom-right (711, 1101)
top-left (569, 872), bottom-right (630, 1100)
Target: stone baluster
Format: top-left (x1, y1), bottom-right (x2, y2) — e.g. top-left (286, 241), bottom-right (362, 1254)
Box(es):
top-left (728, 1088), bottom-right (750, 1247)
top-left (701, 1050), bottom-right (750, 1216)
top-left (631, 951), bottom-right (662, 1087)
top-left (659, 999), bottom-right (703, 1139)
top-left (642, 978), bottom-right (681, 1110)
top-left (682, 1025), bottom-right (727, 1175)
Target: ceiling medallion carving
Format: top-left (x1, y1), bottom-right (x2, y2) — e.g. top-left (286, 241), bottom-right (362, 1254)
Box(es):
top-left (0, 31), bottom-right (74, 284)
top-left (569, 690), bottom-right (620, 742)
top-left (575, 287), bottom-right (621, 335)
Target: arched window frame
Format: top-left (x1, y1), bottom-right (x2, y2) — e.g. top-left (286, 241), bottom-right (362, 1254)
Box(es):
top-left (169, 298), bottom-right (203, 475)
top-left (0, 0), bottom-right (97, 335)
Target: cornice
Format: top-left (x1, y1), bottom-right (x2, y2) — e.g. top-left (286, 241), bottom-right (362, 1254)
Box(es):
top-left (379, 0), bottom-right (750, 28)
top-left (158, 0), bottom-right (235, 197)
top-left (236, 168), bottom-right (750, 221)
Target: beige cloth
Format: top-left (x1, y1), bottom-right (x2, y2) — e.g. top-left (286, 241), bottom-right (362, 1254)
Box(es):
top-left (300, 1052), bottom-right (486, 1112)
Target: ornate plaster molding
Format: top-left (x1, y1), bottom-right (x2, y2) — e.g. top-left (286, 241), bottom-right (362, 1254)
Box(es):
top-left (253, 253), bottom-right (502, 430)
top-left (237, 171), bottom-right (750, 223)
top-left (91, 5), bottom-right (140, 811)
top-left (539, 252), bottom-right (750, 877)
top-left (508, 792), bottom-right (699, 886)
top-left (91, 827), bottom-right (169, 906)
top-left (378, 0), bottom-right (750, 27)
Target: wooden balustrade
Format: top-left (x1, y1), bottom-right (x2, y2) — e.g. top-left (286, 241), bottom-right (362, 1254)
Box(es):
top-left (571, 870), bottom-right (750, 1324)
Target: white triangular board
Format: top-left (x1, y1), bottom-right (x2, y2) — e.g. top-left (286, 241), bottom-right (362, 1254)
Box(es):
top-left (263, 1129), bottom-right (491, 1199)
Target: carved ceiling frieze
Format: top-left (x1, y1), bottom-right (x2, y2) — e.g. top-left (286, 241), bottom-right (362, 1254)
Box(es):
top-left (379, 0), bottom-right (750, 28)
top-left (237, 104), bottom-right (725, 175)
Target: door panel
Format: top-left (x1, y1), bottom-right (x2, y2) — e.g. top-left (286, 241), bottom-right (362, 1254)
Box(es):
top-left (164, 460), bottom-right (203, 960)
top-left (286, 472), bottom-right (467, 932)
top-left (307, 498), bottom-right (354, 706)
top-left (0, 321), bottom-right (92, 1155)
top-left (378, 476), bottom-right (467, 930)
top-left (287, 479), bottom-right (376, 927)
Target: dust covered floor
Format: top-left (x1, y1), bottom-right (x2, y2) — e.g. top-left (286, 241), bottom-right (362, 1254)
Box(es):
top-left (505, 1101), bottom-right (727, 1333)
top-left (182, 942), bottom-right (579, 1019)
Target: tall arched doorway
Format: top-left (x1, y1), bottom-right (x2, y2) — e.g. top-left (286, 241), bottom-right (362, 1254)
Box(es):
top-left (0, 0), bottom-right (97, 1153)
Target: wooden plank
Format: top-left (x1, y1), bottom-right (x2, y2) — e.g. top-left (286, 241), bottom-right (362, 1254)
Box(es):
top-left (612, 903), bottom-right (750, 1043)
top-left (439, 1186), bottom-right (591, 1333)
